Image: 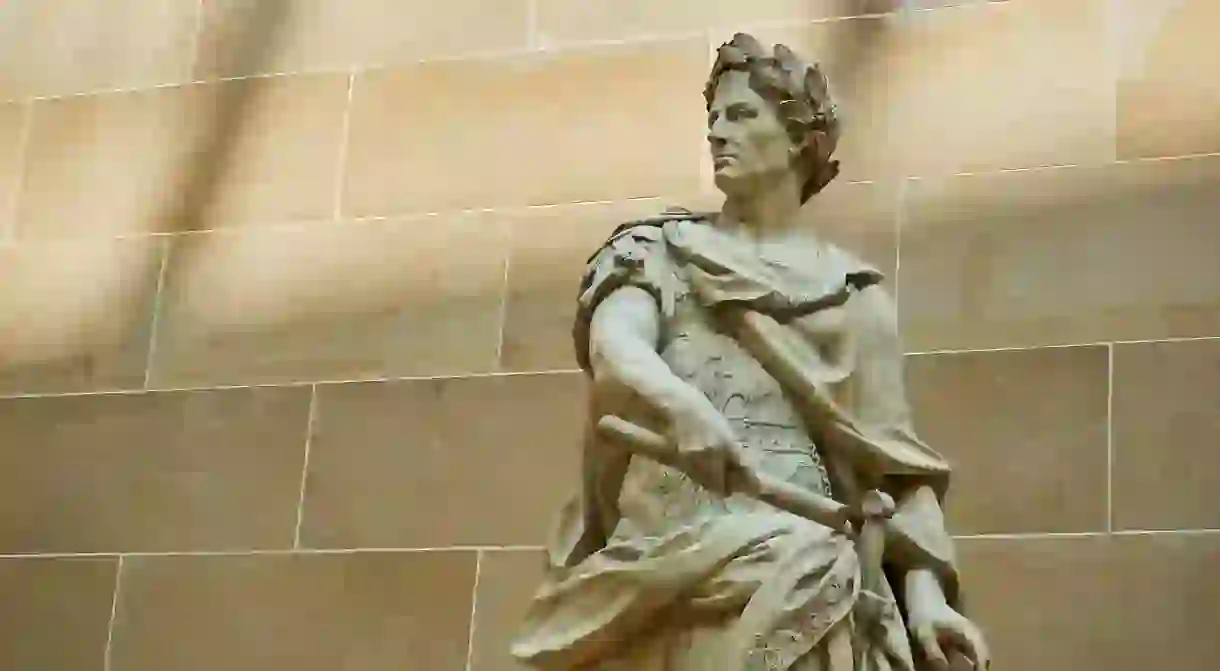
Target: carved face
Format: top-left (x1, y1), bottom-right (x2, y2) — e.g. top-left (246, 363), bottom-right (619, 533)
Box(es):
top-left (706, 70), bottom-right (795, 197)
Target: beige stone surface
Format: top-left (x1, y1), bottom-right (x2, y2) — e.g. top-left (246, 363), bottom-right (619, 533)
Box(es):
top-left (907, 346), bottom-right (1110, 535)
top-left (342, 39), bottom-right (708, 218)
top-left (900, 154), bottom-right (1220, 351)
top-left (17, 74), bottom-right (348, 239)
top-left (471, 550), bottom-right (548, 671)
top-left (148, 214), bottom-right (507, 388)
top-left (0, 2), bottom-right (1215, 670)
top-left (1112, 338), bottom-right (1220, 531)
top-left (533, 0), bottom-right (1004, 47)
top-left (0, 557), bottom-right (118, 670)
top-left (110, 551), bottom-right (476, 671)
top-left (0, 386), bottom-right (310, 554)
top-left (300, 373), bottom-right (585, 548)
top-left (0, 237), bottom-right (163, 395)
top-left (880, 0), bottom-right (1114, 176)
top-left (0, 103), bottom-right (26, 238)
top-left (0, 0), bottom-right (197, 99)
top-left (196, 0), bottom-right (531, 78)
top-left (1115, 0), bottom-right (1220, 159)
top-left (959, 533), bottom-right (1220, 669)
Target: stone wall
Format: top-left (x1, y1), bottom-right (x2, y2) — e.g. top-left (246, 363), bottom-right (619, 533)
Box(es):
top-left (0, 1), bottom-right (1217, 668)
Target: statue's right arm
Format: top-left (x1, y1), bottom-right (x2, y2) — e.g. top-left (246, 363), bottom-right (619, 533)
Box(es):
top-left (586, 286), bottom-right (703, 417)
top-left (587, 286), bottom-right (740, 493)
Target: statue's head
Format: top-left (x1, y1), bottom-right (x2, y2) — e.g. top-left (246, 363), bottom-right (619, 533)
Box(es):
top-left (704, 33), bottom-right (841, 203)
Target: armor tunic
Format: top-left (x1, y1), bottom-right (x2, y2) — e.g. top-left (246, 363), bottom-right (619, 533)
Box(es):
top-left (512, 210), bottom-right (961, 671)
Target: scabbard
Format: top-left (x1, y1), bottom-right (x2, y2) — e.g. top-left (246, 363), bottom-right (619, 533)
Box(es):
top-left (853, 490), bottom-right (893, 671)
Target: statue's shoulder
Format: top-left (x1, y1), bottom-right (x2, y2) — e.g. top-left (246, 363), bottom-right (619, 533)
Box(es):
top-left (576, 206), bottom-right (714, 289)
top-left (573, 204), bottom-right (712, 309)
top-left (821, 242), bottom-right (887, 295)
top-left (586, 206), bottom-right (716, 265)
top-left (820, 243), bottom-right (898, 339)
top-left (572, 207), bottom-right (713, 368)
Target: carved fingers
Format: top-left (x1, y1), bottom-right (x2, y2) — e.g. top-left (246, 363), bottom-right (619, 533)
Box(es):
top-left (911, 605), bottom-right (991, 671)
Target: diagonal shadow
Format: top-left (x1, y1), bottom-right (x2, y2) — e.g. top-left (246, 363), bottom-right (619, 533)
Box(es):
top-left (159, 0), bottom-right (294, 236)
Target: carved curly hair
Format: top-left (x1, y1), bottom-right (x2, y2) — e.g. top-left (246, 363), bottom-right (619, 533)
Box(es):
top-left (704, 33), bottom-right (842, 202)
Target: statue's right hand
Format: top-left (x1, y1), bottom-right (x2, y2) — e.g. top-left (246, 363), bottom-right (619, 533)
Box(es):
top-left (664, 395), bottom-right (742, 496)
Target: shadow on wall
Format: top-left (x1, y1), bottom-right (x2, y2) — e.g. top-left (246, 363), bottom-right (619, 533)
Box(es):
top-left (1, 0), bottom-right (293, 374)
top-left (2, 0), bottom-right (1217, 385)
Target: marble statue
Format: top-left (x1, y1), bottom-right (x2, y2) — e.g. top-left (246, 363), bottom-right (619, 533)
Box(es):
top-left (511, 33), bottom-right (990, 671)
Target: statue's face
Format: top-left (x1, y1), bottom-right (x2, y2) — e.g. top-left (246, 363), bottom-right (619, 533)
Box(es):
top-left (707, 70), bottom-right (794, 197)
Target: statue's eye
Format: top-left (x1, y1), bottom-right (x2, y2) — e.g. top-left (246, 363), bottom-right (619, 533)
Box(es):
top-left (727, 104), bottom-right (757, 121)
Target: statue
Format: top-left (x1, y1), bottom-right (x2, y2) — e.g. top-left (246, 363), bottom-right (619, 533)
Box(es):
top-left (510, 33), bottom-right (991, 671)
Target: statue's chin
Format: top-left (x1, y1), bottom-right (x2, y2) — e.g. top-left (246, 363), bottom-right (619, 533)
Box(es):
top-left (715, 167), bottom-right (802, 201)
top-left (713, 171), bottom-right (750, 198)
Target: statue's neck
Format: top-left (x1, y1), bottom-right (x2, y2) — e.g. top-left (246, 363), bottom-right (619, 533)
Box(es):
top-left (719, 177), bottom-right (806, 245)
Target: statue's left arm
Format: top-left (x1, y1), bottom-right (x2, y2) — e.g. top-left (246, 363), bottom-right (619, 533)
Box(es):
top-left (849, 284), bottom-right (990, 669)
top-left (848, 285), bottom-right (954, 602)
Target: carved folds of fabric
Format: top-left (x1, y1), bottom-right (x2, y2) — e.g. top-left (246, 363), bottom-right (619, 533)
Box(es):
top-left (573, 220), bottom-right (678, 372)
top-left (520, 210), bottom-right (964, 671)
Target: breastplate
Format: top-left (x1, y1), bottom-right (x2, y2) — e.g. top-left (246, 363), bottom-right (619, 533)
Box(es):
top-left (661, 300), bottom-right (833, 498)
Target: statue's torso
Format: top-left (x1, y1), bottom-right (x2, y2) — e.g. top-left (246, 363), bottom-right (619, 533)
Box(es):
top-left (610, 257), bottom-right (835, 541)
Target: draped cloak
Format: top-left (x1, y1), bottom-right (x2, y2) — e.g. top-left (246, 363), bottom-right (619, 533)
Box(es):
top-left (510, 209), bottom-right (962, 671)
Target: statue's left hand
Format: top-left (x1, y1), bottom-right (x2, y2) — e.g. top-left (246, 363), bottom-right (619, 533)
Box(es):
top-left (907, 601), bottom-right (990, 670)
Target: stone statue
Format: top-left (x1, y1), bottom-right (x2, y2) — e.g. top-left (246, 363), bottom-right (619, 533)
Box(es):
top-left (510, 33), bottom-right (990, 671)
